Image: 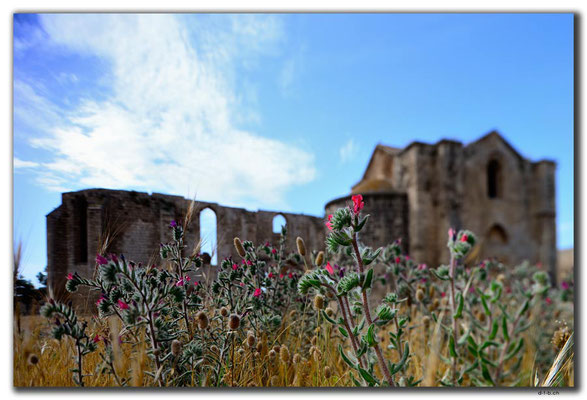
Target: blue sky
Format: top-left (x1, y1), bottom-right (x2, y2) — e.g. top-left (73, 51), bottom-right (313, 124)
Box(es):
top-left (13, 13), bottom-right (574, 285)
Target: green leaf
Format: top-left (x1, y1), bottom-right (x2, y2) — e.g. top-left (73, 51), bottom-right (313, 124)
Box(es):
top-left (358, 367), bottom-right (378, 386)
top-left (366, 324), bottom-right (377, 347)
top-left (321, 310), bottom-right (338, 325)
top-left (501, 315), bottom-right (510, 342)
top-left (480, 293), bottom-right (491, 315)
top-left (488, 319), bottom-right (499, 340)
top-left (449, 334), bottom-right (458, 358)
top-left (453, 292), bottom-right (464, 319)
top-left (338, 344), bottom-right (357, 370)
top-left (505, 338), bottom-right (524, 361)
top-left (481, 362), bottom-right (495, 385)
top-left (338, 326), bottom-right (349, 338)
top-left (362, 269), bottom-right (374, 290)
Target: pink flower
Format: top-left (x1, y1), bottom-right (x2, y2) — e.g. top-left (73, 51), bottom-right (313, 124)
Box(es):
top-left (325, 262), bottom-right (334, 275)
top-left (545, 297), bottom-right (552, 305)
top-left (561, 281), bottom-right (570, 290)
top-left (66, 273), bottom-right (74, 280)
top-left (417, 264), bottom-right (427, 270)
top-left (279, 273), bottom-right (284, 279)
top-left (420, 278), bottom-right (427, 283)
top-left (176, 278), bottom-right (185, 287)
top-left (405, 255), bottom-right (411, 260)
top-left (185, 276), bottom-right (191, 282)
top-left (441, 292), bottom-right (446, 298)
top-left (448, 228), bottom-right (455, 239)
top-left (117, 299), bottom-right (129, 310)
top-left (253, 288), bottom-right (262, 298)
top-left (271, 248), bottom-right (277, 254)
top-left (265, 241), bottom-right (270, 247)
top-left (96, 254), bottom-right (109, 265)
top-left (268, 273), bottom-right (274, 278)
top-left (469, 286), bottom-right (475, 294)
top-left (326, 214), bottom-right (333, 231)
top-left (288, 272), bottom-right (293, 279)
top-left (169, 221), bottom-right (177, 228)
top-left (92, 335), bottom-right (102, 343)
top-left (96, 295), bottom-right (106, 306)
top-left (460, 234), bottom-right (469, 243)
top-left (232, 263), bottom-right (238, 271)
top-left (246, 260), bottom-right (253, 266)
top-left (395, 256), bottom-right (401, 264)
top-left (352, 194), bottom-right (365, 215)
top-left (240, 282), bottom-right (245, 287)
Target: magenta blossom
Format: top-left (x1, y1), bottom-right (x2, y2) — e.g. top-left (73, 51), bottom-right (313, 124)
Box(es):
top-left (417, 264), bottom-right (427, 271)
top-left (545, 297), bottom-right (553, 305)
top-left (271, 248), bottom-right (277, 254)
top-left (448, 228), bottom-right (455, 239)
top-left (170, 221), bottom-right (177, 228)
top-left (66, 273), bottom-right (74, 280)
top-left (117, 299), bottom-right (129, 310)
top-left (96, 254), bottom-right (109, 265)
top-left (92, 335), bottom-right (102, 343)
top-left (326, 214), bottom-right (333, 231)
top-left (253, 288), bottom-right (262, 298)
top-left (96, 295), bottom-right (106, 306)
top-left (395, 256), bottom-right (401, 264)
top-left (176, 278), bottom-right (185, 287)
top-left (460, 234), bottom-right (469, 243)
top-left (268, 273), bottom-right (274, 278)
top-left (288, 272), bottom-right (293, 279)
top-left (325, 262), bottom-right (334, 275)
top-left (561, 281), bottom-right (570, 290)
top-left (352, 194), bottom-right (365, 215)
top-left (232, 263), bottom-right (238, 271)
top-left (240, 282), bottom-right (245, 287)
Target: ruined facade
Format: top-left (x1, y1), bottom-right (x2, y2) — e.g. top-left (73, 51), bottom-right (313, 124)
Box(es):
top-left (46, 130), bottom-right (557, 303)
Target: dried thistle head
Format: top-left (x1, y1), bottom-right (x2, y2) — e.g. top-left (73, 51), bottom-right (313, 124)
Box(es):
top-left (220, 307), bottom-right (229, 317)
top-left (237, 348), bottom-right (246, 357)
top-left (247, 334), bottom-right (256, 349)
top-left (198, 313), bottom-right (209, 329)
top-left (429, 285), bottom-right (436, 298)
top-left (268, 349), bottom-right (277, 360)
top-left (323, 366), bottom-right (332, 379)
top-left (313, 294), bottom-right (325, 310)
top-left (234, 238), bottom-right (246, 258)
top-left (273, 344), bottom-right (281, 353)
top-left (279, 344), bottom-right (290, 363)
top-left (296, 237), bottom-right (306, 257)
top-left (315, 251), bottom-right (324, 266)
top-left (256, 342), bottom-right (263, 353)
top-left (171, 339), bottom-right (182, 356)
top-left (228, 314), bottom-right (240, 330)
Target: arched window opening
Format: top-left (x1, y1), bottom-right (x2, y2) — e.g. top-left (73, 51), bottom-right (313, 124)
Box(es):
top-left (487, 224), bottom-right (508, 244)
top-left (199, 208), bottom-right (217, 265)
top-left (487, 159), bottom-right (501, 198)
top-left (272, 214), bottom-right (287, 235)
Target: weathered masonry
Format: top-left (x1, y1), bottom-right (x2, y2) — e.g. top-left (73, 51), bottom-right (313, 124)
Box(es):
top-left (47, 130), bottom-right (557, 303)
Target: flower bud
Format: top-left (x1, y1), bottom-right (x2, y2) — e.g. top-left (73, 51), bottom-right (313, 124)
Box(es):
top-left (296, 237), bottom-right (306, 256)
top-left (228, 314), bottom-right (240, 330)
top-left (171, 339), bottom-right (182, 356)
top-left (234, 237), bottom-right (246, 258)
top-left (315, 251), bottom-right (324, 266)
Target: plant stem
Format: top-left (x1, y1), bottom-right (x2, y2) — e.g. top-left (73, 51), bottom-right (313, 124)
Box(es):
top-left (448, 253), bottom-right (458, 386)
top-left (351, 234), bottom-right (394, 386)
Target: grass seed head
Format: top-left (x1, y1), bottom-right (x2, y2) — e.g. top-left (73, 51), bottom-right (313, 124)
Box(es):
top-left (171, 339), bottom-right (182, 356)
top-left (313, 294), bottom-right (325, 310)
top-left (315, 251), bottom-right (324, 266)
top-left (279, 345), bottom-right (290, 363)
top-left (296, 237), bottom-right (306, 256)
top-left (324, 366), bottom-right (332, 379)
top-left (234, 237), bottom-right (246, 258)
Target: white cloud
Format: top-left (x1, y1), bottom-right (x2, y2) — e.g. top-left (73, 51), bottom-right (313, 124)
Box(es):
top-left (16, 14), bottom-right (316, 210)
top-left (339, 138), bottom-right (358, 163)
top-left (13, 158), bottom-right (39, 169)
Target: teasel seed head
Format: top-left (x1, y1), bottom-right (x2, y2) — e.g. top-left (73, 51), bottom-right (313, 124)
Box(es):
top-left (198, 313), bottom-right (209, 330)
top-left (220, 306), bottom-right (229, 317)
top-left (552, 325), bottom-right (571, 351)
top-left (432, 298), bottom-right (440, 310)
top-left (313, 294), bottom-right (325, 310)
top-left (315, 251), bottom-right (324, 266)
top-left (440, 297), bottom-right (449, 307)
top-left (234, 237), bottom-right (246, 258)
top-left (247, 334), bottom-right (256, 348)
top-left (323, 366), bottom-right (332, 379)
top-left (254, 351), bottom-right (260, 358)
top-left (273, 344), bottom-right (281, 353)
top-left (256, 342), bottom-right (263, 353)
top-left (416, 288), bottom-right (425, 302)
top-left (313, 348), bottom-right (322, 362)
top-left (171, 339), bottom-right (182, 356)
top-left (268, 349), bottom-right (277, 360)
top-left (228, 314), bottom-right (240, 330)
top-left (296, 237), bottom-right (306, 256)
top-left (27, 353), bottom-right (39, 365)
top-left (325, 307), bottom-right (334, 317)
top-left (279, 344), bottom-right (290, 363)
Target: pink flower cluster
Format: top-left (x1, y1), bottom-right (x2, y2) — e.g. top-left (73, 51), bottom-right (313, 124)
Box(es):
top-left (176, 276), bottom-right (191, 286)
top-left (352, 194), bottom-right (364, 215)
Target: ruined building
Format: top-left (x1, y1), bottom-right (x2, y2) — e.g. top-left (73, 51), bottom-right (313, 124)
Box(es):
top-left (47, 130), bottom-right (557, 302)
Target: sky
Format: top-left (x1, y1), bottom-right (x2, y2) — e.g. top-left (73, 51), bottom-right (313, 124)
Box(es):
top-left (13, 13), bottom-right (574, 285)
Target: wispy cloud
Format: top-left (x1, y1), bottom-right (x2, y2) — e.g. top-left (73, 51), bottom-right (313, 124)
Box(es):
top-left (14, 14), bottom-right (316, 210)
top-left (339, 138), bottom-right (358, 163)
top-left (14, 158), bottom-right (40, 169)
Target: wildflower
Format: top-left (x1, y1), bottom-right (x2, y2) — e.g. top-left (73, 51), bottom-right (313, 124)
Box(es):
top-left (420, 278), bottom-right (427, 283)
top-left (268, 272), bottom-right (274, 278)
top-left (440, 292), bottom-right (446, 298)
top-left (561, 281), bottom-right (570, 290)
top-left (253, 288), bottom-right (262, 298)
top-left (239, 282), bottom-right (245, 287)
top-left (279, 274), bottom-right (284, 279)
top-left (448, 228), bottom-right (455, 239)
top-left (246, 260), bottom-right (253, 266)
top-left (232, 263), bottom-right (238, 271)
top-left (96, 295), bottom-right (106, 305)
top-left (296, 237), bottom-right (306, 256)
top-left (175, 278), bottom-right (185, 286)
top-left (234, 237), bottom-right (246, 257)
top-left (325, 262), bottom-right (334, 275)
top-left (417, 263), bottom-right (427, 270)
top-left (96, 254), bottom-right (109, 265)
top-left (92, 335), bottom-right (102, 343)
top-left (271, 248), bottom-right (277, 255)
top-left (552, 325), bottom-right (571, 351)
top-left (395, 256), bottom-right (401, 264)
top-left (351, 194), bottom-right (365, 215)
top-left (326, 214), bottom-right (334, 230)
top-left (66, 273), bottom-right (74, 280)
top-left (545, 297), bottom-right (552, 305)
top-left (460, 234), bottom-right (469, 243)
top-left (170, 221), bottom-right (177, 228)
top-left (288, 272), bottom-right (293, 279)
top-left (117, 299), bottom-right (129, 310)
top-left (194, 281), bottom-right (199, 287)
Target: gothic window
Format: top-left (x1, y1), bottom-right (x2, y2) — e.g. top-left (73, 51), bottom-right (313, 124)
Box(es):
top-left (487, 159), bottom-right (501, 198)
top-left (272, 214), bottom-right (287, 234)
top-left (199, 208), bottom-right (217, 265)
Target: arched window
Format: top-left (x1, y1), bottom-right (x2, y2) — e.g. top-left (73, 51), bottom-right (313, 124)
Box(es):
top-left (272, 214), bottom-right (287, 234)
top-left (487, 159), bottom-right (501, 198)
top-left (199, 208), bottom-right (217, 265)
top-left (487, 224), bottom-right (508, 244)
